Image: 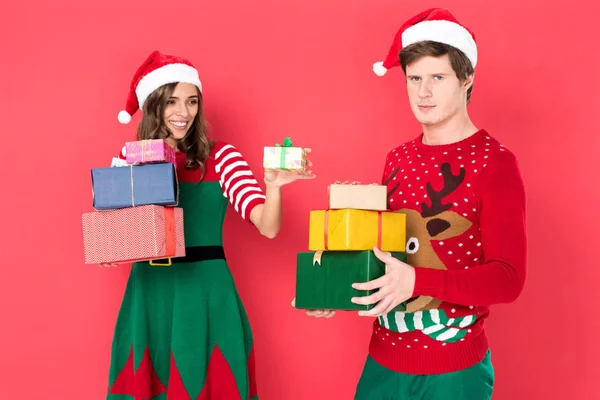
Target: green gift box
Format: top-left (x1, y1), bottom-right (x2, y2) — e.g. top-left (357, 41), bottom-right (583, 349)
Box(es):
top-left (295, 250), bottom-right (408, 311)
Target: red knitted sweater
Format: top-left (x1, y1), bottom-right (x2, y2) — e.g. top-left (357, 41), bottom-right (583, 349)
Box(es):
top-left (369, 129), bottom-right (527, 374)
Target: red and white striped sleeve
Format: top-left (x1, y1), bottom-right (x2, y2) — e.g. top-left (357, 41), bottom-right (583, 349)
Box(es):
top-left (214, 142), bottom-right (266, 221)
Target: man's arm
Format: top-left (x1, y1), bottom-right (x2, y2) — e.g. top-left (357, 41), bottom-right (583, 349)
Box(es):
top-left (412, 151), bottom-right (527, 306)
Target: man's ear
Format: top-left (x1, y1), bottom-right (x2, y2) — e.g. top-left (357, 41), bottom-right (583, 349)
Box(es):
top-left (463, 73), bottom-right (475, 91)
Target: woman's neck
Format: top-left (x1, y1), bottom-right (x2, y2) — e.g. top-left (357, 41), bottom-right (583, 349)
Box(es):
top-left (165, 137), bottom-right (179, 151)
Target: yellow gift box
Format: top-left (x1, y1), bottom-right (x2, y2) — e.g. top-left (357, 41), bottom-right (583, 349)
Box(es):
top-left (308, 209), bottom-right (406, 251)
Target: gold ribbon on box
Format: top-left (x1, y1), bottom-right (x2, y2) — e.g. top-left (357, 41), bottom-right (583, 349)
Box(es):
top-left (312, 250), bottom-right (393, 273)
top-left (313, 250), bottom-right (323, 266)
top-left (141, 140), bottom-right (149, 164)
top-left (383, 251), bottom-right (392, 273)
top-left (127, 139), bottom-right (156, 164)
top-left (139, 139), bottom-right (155, 164)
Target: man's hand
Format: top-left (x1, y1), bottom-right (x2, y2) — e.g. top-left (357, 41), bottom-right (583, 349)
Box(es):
top-left (291, 298), bottom-right (336, 318)
top-left (351, 247), bottom-right (416, 317)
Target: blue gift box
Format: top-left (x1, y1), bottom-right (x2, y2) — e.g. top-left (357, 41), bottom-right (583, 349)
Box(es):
top-left (91, 163), bottom-right (178, 210)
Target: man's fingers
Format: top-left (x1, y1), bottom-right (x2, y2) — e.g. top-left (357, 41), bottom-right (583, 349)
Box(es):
top-left (380, 302), bottom-right (396, 317)
top-left (353, 274), bottom-right (390, 291)
top-left (372, 246), bottom-right (397, 265)
top-left (359, 296), bottom-right (393, 318)
top-left (351, 287), bottom-right (388, 305)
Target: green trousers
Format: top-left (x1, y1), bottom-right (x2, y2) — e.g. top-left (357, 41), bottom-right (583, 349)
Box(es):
top-left (354, 350), bottom-right (494, 400)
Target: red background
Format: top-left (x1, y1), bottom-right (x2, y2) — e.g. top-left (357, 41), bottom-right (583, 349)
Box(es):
top-left (1, 1), bottom-right (598, 399)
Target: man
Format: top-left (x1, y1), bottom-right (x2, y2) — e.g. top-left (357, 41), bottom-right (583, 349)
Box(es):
top-left (305, 8), bottom-right (527, 399)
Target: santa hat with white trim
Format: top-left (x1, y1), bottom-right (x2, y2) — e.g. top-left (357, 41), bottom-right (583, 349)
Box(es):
top-left (117, 50), bottom-right (202, 124)
top-left (372, 8), bottom-right (477, 77)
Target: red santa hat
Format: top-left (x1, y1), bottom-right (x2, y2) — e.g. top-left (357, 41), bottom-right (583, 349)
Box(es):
top-left (117, 51), bottom-right (202, 124)
top-left (372, 8), bottom-right (477, 77)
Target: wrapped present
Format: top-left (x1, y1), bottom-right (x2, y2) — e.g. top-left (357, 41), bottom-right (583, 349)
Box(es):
top-left (263, 137), bottom-right (306, 171)
top-left (111, 157), bottom-right (129, 167)
top-left (125, 139), bottom-right (176, 165)
top-left (82, 205), bottom-right (185, 264)
top-left (328, 182), bottom-right (387, 211)
top-left (309, 209), bottom-right (406, 251)
top-left (295, 250), bottom-right (407, 311)
top-left (91, 163), bottom-right (178, 210)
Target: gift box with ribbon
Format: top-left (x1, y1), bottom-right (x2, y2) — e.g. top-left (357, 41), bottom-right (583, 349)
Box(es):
top-left (308, 209), bottom-right (406, 251)
top-left (295, 250), bottom-right (407, 311)
top-left (328, 181), bottom-right (388, 211)
top-left (125, 139), bottom-right (176, 165)
top-left (82, 205), bottom-right (185, 265)
top-left (91, 163), bottom-right (178, 210)
top-left (263, 137), bottom-right (307, 171)
top-left (111, 157), bottom-right (129, 168)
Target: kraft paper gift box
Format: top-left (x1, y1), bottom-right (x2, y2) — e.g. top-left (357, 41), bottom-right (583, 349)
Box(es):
top-left (308, 209), bottom-right (406, 252)
top-left (327, 182), bottom-right (387, 211)
top-left (125, 139), bottom-right (176, 165)
top-left (294, 250), bottom-right (407, 311)
top-left (82, 205), bottom-right (185, 265)
top-left (263, 137), bottom-right (307, 171)
top-left (91, 163), bottom-right (178, 210)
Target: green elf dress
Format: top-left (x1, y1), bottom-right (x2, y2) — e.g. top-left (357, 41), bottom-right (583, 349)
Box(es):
top-left (106, 141), bottom-right (266, 400)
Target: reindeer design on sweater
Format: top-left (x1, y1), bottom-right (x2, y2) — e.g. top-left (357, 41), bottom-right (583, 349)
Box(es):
top-left (385, 163), bottom-right (473, 313)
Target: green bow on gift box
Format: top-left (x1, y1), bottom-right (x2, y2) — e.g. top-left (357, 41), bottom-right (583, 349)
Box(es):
top-left (275, 137), bottom-right (293, 169)
top-left (276, 137), bottom-right (294, 148)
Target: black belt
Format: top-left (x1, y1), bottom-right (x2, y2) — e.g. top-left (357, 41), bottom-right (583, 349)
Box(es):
top-left (148, 245), bottom-right (225, 266)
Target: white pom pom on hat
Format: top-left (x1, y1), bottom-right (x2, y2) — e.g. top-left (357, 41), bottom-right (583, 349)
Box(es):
top-left (372, 62), bottom-right (388, 77)
top-left (117, 110), bottom-right (132, 124)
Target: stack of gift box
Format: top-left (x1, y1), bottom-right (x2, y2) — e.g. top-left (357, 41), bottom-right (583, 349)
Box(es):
top-left (82, 139), bottom-right (186, 266)
top-left (294, 182), bottom-right (409, 312)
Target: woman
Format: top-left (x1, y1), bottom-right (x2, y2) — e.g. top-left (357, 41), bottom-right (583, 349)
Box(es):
top-left (103, 51), bottom-right (314, 400)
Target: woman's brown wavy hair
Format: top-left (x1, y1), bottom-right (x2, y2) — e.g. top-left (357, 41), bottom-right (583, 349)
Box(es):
top-left (136, 82), bottom-right (213, 177)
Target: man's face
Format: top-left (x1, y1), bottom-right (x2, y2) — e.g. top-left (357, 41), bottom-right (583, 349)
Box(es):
top-left (405, 54), bottom-right (472, 126)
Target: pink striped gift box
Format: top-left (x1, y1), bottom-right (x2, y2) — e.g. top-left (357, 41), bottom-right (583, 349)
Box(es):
top-left (82, 205), bottom-right (185, 265)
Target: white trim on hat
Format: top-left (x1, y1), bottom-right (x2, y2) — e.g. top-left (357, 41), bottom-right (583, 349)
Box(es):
top-left (401, 20), bottom-right (478, 67)
top-left (135, 63), bottom-right (202, 109)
